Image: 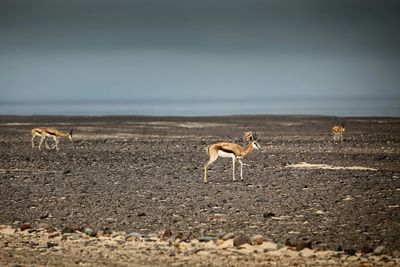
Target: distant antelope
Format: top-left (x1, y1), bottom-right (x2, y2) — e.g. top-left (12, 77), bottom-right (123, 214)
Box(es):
top-left (332, 123), bottom-right (345, 142)
top-left (31, 128), bottom-right (73, 150)
top-left (203, 132), bottom-right (261, 183)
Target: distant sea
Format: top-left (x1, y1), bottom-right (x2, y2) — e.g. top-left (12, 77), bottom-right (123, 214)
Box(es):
top-left (1, 97), bottom-right (399, 117)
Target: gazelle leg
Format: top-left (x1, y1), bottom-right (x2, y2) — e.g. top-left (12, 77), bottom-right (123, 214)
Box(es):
top-left (204, 153), bottom-right (218, 183)
top-left (31, 135), bottom-right (36, 149)
top-left (45, 137), bottom-right (51, 149)
top-left (238, 159), bottom-right (244, 180)
top-left (232, 157), bottom-right (236, 181)
top-left (54, 137), bottom-right (60, 150)
top-left (38, 136), bottom-right (46, 150)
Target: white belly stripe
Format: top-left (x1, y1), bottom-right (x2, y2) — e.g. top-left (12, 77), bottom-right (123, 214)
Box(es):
top-left (218, 150), bottom-right (235, 159)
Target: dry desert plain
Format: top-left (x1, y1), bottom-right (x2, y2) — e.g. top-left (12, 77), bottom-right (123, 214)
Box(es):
top-left (0, 115), bottom-right (399, 266)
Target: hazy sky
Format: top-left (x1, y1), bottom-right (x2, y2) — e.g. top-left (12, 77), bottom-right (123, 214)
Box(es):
top-left (1, 0), bottom-right (399, 104)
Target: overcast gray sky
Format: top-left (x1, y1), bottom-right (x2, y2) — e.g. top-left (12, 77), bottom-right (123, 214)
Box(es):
top-left (1, 0), bottom-right (399, 108)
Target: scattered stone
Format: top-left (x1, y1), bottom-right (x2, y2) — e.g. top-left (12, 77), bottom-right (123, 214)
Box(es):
top-left (19, 223), bottom-right (31, 231)
top-left (361, 246), bottom-right (374, 254)
top-left (105, 218), bottom-right (115, 223)
top-left (137, 212), bottom-right (146, 217)
top-left (83, 227), bottom-right (94, 237)
top-left (197, 250), bottom-right (211, 256)
top-left (62, 224), bottom-right (82, 234)
top-left (103, 226), bottom-right (112, 235)
top-left (198, 236), bottom-right (217, 242)
top-left (144, 236), bottom-right (158, 242)
top-left (48, 232), bottom-right (60, 238)
top-left (250, 234), bottom-right (264, 245)
top-left (179, 232), bottom-right (195, 242)
top-left (347, 255), bottom-right (359, 262)
top-left (46, 226), bottom-right (57, 233)
top-left (168, 250), bottom-right (176, 257)
top-left (111, 231), bottom-right (127, 238)
top-left (259, 241), bottom-right (278, 252)
top-left (344, 248), bottom-right (356, 256)
top-left (217, 239), bottom-right (234, 249)
top-left (267, 247), bottom-right (289, 257)
top-left (126, 232), bottom-right (143, 241)
top-left (233, 234), bottom-right (250, 247)
top-left (0, 225), bottom-right (15, 235)
top-left (40, 212), bottom-right (49, 219)
top-left (161, 229), bottom-right (172, 239)
top-left (374, 245), bottom-right (386, 255)
top-left (263, 212), bottom-right (275, 218)
top-left (392, 250), bottom-right (400, 258)
top-left (95, 230), bottom-right (104, 237)
top-left (284, 248), bottom-right (300, 257)
top-left (222, 232), bottom-right (236, 240)
top-left (238, 243), bottom-right (256, 254)
top-left (37, 222), bottom-right (49, 229)
top-left (285, 238), bottom-right (294, 247)
top-left (300, 248), bottom-right (315, 258)
top-left (296, 239), bottom-right (312, 251)
top-left (47, 241), bottom-right (58, 248)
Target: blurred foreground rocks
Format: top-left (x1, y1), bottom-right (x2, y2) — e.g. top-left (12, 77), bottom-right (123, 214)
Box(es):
top-left (1, 225), bottom-right (399, 267)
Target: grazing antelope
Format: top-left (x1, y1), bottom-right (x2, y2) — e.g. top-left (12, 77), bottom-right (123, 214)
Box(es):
top-left (332, 123), bottom-right (345, 142)
top-left (242, 131), bottom-right (254, 142)
top-left (203, 132), bottom-right (261, 183)
top-left (31, 128), bottom-right (73, 150)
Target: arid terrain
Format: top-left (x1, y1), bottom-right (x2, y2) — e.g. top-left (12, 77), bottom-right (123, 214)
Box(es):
top-left (0, 115), bottom-right (399, 266)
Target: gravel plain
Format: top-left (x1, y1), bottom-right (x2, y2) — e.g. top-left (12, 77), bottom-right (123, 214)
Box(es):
top-left (0, 115), bottom-right (399, 266)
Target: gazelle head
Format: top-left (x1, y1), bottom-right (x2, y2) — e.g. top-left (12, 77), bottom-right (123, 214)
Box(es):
top-left (242, 131), bottom-right (253, 142)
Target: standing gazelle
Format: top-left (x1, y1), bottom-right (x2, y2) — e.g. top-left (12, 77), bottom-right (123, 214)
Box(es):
top-left (332, 123), bottom-right (345, 142)
top-left (31, 128), bottom-right (73, 151)
top-left (203, 132), bottom-right (261, 183)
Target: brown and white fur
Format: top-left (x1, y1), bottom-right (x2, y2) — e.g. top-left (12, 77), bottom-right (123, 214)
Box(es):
top-left (31, 128), bottom-right (73, 150)
top-left (203, 133), bottom-right (260, 183)
top-left (332, 124), bottom-right (345, 142)
top-left (242, 131), bottom-right (254, 142)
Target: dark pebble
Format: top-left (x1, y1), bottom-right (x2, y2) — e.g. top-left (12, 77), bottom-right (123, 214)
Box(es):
top-left (263, 212), bottom-right (275, 218)
top-left (296, 239), bottom-right (312, 251)
top-left (47, 241), bottom-right (58, 248)
top-left (344, 248), bottom-right (356, 256)
top-left (19, 223), bottom-right (31, 231)
top-left (40, 212), bottom-right (49, 219)
top-left (103, 226), bottom-right (112, 235)
top-left (361, 246), bottom-right (374, 254)
top-left (62, 224), bottom-right (82, 234)
top-left (233, 234), bottom-right (250, 247)
top-left (162, 229), bottom-right (173, 239)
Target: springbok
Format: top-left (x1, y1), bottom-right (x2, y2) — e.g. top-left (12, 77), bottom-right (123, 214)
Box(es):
top-left (332, 123), bottom-right (345, 142)
top-left (31, 128), bottom-right (73, 150)
top-left (203, 132), bottom-right (261, 183)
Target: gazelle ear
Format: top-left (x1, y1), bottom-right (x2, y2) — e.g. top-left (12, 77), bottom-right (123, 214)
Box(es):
top-left (253, 131), bottom-right (258, 141)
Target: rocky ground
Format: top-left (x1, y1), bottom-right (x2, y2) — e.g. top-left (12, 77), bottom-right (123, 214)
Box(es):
top-left (0, 115), bottom-right (399, 266)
